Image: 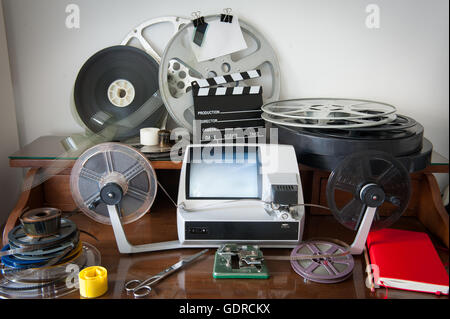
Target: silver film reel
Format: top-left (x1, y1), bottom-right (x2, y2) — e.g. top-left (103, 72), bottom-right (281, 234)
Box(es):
top-left (70, 143), bottom-right (157, 225)
top-left (159, 15), bottom-right (281, 132)
top-left (121, 16), bottom-right (191, 63)
top-left (262, 98), bottom-right (397, 129)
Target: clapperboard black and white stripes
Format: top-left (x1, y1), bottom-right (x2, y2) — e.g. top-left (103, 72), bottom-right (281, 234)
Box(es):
top-left (192, 70), bottom-right (266, 143)
top-left (192, 69), bottom-right (262, 88)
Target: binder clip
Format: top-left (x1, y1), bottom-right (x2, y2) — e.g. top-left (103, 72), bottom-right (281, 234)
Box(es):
top-left (192, 11), bottom-right (208, 47)
top-left (220, 8), bottom-right (233, 23)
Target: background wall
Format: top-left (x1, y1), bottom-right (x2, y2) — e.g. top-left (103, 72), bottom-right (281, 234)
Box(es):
top-left (0, 2), bottom-right (21, 226)
top-left (1, 0), bottom-right (448, 178)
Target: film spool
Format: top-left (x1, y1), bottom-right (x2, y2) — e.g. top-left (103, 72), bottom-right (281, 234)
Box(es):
top-left (0, 243), bottom-right (101, 299)
top-left (1, 241), bottom-right (84, 284)
top-left (7, 218), bottom-right (78, 250)
top-left (79, 266), bottom-right (108, 298)
top-left (326, 150), bottom-right (411, 231)
top-left (262, 98), bottom-right (397, 121)
top-left (73, 46), bottom-right (166, 140)
top-left (290, 240), bottom-right (354, 284)
top-left (20, 208), bottom-right (62, 238)
top-left (159, 15), bottom-right (281, 132)
top-left (262, 111), bottom-right (397, 129)
top-left (70, 142), bottom-right (157, 225)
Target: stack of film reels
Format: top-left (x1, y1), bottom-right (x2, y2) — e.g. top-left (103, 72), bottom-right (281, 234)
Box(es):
top-left (261, 98), bottom-right (432, 172)
top-left (0, 208), bottom-right (100, 299)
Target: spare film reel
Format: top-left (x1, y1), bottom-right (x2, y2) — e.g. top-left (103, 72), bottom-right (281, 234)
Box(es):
top-left (326, 150), bottom-right (411, 231)
top-left (20, 207), bottom-right (62, 238)
top-left (0, 242), bottom-right (101, 299)
top-left (8, 218), bottom-right (78, 251)
top-left (275, 115), bottom-right (424, 158)
top-left (290, 240), bottom-right (354, 284)
top-left (261, 98), bottom-right (398, 129)
top-left (70, 142), bottom-right (157, 225)
top-left (72, 16), bottom-right (191, 141)
top-left (0, 212), bottom-right (99, 299)
top-left (73, 45), bottom-right (166, 140)
top-left (159, 15), bottom-right (281, 133)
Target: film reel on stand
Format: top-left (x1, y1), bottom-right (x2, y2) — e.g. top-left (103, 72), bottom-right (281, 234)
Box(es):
top-left (70, 142), bottom-right (181, 253)
top-left (70, 143), bottom-right (158, 225)
top-left (288, 150), bottom-right (411, 283)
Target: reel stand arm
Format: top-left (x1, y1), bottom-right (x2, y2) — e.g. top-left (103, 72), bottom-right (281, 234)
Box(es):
top-left (106, 204), bottom-right (181, 254)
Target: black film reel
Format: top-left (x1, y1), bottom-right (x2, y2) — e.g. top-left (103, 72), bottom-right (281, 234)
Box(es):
top-left (326, 151), bottom-right (411, 231)
top-left (74, 45), bottom-right (166, 140)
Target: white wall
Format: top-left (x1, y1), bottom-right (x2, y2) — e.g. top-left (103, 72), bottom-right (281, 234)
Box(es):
top-left (0, 2), bottom-right (21, 226)
top-left (2, 0), bottom-right (449, 159)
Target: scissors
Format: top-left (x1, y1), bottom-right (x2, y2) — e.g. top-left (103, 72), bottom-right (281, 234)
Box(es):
top-left (124, 249), bottom-right (209, 298)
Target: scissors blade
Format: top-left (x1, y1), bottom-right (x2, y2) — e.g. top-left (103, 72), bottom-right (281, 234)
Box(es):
top-left (156, 249), bottom-right (209, 277)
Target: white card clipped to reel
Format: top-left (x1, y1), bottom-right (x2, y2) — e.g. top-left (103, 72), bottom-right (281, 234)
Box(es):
top-left (288, 150), bottom-right (411, 283)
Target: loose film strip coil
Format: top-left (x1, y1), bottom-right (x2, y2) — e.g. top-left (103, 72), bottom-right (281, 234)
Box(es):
top-left (20, 208), bottom-right (62, 238)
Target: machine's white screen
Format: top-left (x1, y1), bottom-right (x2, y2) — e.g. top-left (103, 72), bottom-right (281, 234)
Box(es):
top-left (187, 149), bottom-right (260, 199)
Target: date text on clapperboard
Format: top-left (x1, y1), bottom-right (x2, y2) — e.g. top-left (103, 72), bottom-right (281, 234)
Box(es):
top-left (192, 70), bottom-right (266, 143)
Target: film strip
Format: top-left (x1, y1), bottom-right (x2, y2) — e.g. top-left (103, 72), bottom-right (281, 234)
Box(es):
top-left (192, 70), bottom-right (265, 143)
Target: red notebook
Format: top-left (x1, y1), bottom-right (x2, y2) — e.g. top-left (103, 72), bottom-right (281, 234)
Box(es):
top-left (366, 228), bottom-right (449, 295)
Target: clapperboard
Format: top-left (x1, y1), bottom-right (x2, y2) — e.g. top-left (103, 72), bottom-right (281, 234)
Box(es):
top-left (191, 70), bottom-right (265, 143)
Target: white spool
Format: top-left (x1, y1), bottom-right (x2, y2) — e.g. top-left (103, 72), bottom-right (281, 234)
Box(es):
top-left (140, 128), bottom-right (160, 146)
top-left (107, 79), bottom-right (135, 107)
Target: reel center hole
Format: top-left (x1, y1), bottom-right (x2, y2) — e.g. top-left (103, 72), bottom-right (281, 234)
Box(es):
top-left (118, 89), bottom-right (127, 98)
top-left (35, 212), bottom-right (49, 217)
top-left (312, 257), bottom-right (329, 264)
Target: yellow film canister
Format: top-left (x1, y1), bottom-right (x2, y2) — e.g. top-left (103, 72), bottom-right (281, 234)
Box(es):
top-left (79, 266), bottom-right (108, 298)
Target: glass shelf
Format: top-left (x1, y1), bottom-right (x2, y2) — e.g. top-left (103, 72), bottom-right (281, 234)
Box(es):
top-left (9, 135), bottom-right (449, 168)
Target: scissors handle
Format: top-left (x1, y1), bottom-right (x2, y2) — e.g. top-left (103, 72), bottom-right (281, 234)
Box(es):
top-left (133, 285), bottom-right (152, 298)
top-left (124, 279), bottom-right (142, 292)
top-left (125, 276), bottom-right (159, 291)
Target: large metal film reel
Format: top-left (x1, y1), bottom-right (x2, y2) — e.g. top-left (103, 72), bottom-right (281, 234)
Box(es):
top-left (121, 16), bottom-right (191, 63)
top-left (262, 112), bottom-right (397, 129)
top-left (159, 15), bottom-right (281, 132)
top-left (262, 98), bottom-right (398, 129)
top-left (70, 143), bottom-right (157, 225)
top-left (262, 98), bottom-right (397, 120)
top-left (326, 151), bottom-right (411, 231)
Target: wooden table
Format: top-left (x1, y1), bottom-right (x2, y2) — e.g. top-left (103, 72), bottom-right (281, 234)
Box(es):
top-left (62, 199), bottom-right (448, 299)
top-left (2, 136), bottom-right (449, 300)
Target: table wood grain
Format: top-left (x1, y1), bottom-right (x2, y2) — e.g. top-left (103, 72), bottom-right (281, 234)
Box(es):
top-left (62, 195), bottom-right (448, 299)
